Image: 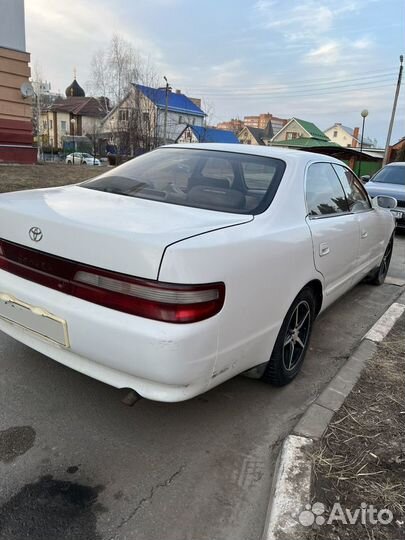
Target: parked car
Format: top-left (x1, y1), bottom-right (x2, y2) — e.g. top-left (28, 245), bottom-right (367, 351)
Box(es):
top-left (66, 152), bottom-right (101, 166)
top-left (363, 162), bottom-right (405, 229)
top-left (0, 145), bottom-right (396, 402)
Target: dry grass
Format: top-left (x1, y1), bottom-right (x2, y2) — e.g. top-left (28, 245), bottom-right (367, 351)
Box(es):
top-left (0, 163), bottom-right (103, 194)
top-left (308, 315), bottom-right (405, 539)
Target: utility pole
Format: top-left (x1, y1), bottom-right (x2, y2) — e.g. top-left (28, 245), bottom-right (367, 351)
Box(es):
top-left (163, 76), bottom-right (171, 145)
top-left (36, 87), bottom-right (41, 162)
top-left (383, 55), bottom-right (403, 166)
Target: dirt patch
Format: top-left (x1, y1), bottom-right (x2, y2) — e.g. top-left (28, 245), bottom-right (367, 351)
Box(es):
top-left (0, 426), bottom-right (36, 463)
top-left (0, 163), bottom-right (104, 193)
top-left (308, 314), bottom-right (405, 539)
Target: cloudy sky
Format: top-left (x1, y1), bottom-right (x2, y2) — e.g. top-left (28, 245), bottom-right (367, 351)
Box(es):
top-left (26, 0), bottom-right (403, 145)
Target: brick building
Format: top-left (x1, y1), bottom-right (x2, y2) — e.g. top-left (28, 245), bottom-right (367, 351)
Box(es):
top-left (243, 113), bottom-right (287, 135)
top-left (0, 0), bottom-right (36, 163)
top-left (216, 118), bottom-right (244, 133)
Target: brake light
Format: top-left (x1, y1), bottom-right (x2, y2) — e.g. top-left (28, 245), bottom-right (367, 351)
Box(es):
top-left (0, 239), bottom-right (225, 323)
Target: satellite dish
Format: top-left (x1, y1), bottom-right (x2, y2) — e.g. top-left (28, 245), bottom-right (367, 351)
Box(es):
top-left (21, 82), bottom-right (35, 98)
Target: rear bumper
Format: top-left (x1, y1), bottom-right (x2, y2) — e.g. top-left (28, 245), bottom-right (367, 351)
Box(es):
top-left (0, 269), bottom-right (219, 402)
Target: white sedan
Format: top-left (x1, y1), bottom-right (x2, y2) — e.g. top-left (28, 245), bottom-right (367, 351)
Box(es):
top-left (66, 152), bottom-right (101, 166)
top-left (0, 145), bottom-right (396, 402)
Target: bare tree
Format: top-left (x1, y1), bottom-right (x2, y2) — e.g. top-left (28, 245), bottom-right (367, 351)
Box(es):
top-left (90, 34), bottom-right (141, 112)
top-left (90, 35), bottom-right (160, 160)
top-left (31, 63), bottom-right (47, 159)
top-left (201, 98), bottom-right (216, 127)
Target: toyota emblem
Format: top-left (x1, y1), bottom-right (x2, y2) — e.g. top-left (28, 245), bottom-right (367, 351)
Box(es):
top-left (29, 227), bottom-right (43, 242)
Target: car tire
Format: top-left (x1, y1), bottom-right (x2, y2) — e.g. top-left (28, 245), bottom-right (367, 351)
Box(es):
top-left (367, 236), bottom-right (394, 286)
top-left (261, 287), bottom-right (316, 386)
top-left (67, 161), bottom-right (72, 165)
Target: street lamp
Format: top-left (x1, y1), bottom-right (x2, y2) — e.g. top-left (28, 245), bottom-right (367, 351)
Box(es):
top-left (70, 118), bottom-right (76, 160)
top-left (357, 109), bottom-right (368, 177)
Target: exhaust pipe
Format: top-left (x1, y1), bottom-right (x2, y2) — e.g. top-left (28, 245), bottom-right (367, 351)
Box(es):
top-left (121, 389), bottom-right (142, 406)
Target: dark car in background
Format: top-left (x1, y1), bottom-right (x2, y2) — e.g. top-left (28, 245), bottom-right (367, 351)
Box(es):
top-left (364, 163), bottom-right (405, 230)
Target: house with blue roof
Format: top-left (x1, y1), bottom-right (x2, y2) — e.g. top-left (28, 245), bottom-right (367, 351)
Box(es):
top-left (102, 83), bottom-right (206, 152)
top-left (176, 125), bottom-right (240, 144)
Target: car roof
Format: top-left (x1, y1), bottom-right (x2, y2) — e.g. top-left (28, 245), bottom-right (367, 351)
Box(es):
top-left (383, 162), bottom-right (405, 167)
top-left (165, 143), bottom-right (344, 166)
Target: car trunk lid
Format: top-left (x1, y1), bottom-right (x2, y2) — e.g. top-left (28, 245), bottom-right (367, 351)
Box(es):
top-left (0, 185), bottom-right (252, 279)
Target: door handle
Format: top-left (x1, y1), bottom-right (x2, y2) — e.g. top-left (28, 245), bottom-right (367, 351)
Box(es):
top-left (361, 230), bottom-right (368, 239)
top-left (319, 243), bottom-right (330, 257)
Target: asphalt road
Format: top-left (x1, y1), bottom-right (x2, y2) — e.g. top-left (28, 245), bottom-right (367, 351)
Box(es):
top-left (0, 235), bottom-right (404, 540)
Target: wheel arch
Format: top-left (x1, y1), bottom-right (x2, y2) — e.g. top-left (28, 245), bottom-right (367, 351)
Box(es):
top-left (303, 279), bottom-right (323, 317)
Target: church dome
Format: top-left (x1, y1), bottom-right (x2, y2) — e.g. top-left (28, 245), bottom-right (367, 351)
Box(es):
top-left (65, 77), bottom-right (85, 97)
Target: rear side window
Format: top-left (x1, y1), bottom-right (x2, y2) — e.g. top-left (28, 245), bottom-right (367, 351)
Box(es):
top-left (332, 165), bottom-right (371, 212)
top-left (306, 163), bottom-right (349, 217)
top-left (81, 148), bottom-right (286, 215)
top-left (241, 161), bottom-right (278, 190)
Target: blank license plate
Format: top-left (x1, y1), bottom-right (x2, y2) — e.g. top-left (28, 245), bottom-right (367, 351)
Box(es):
top-left (0, 293), bottom-right (69, 347)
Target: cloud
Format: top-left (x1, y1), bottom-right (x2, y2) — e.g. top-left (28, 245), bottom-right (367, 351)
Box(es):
top-left (353, 37), bottom-right (372, 49)
top-left (304, 42), bottom-right (340, 65)
top-left (303, 34), bottom-right (374, 66)
top-left (253, 0), bottom-right (360, 41)
top-left (25, 0), bottom-right (164, 92)
top-left (207, 59), bottom-right (247, 87)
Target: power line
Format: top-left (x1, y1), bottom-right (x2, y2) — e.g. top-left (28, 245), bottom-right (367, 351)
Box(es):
top-left (188, 80), bottom-right (395, 100)
top-left (185, 74), bottom-right (395, 95)
top-left (184, 70), bottom-right (397, 91)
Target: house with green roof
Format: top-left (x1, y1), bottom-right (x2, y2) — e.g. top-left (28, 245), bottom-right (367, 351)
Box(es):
top-left (270, 117), bottom-right (339, 149)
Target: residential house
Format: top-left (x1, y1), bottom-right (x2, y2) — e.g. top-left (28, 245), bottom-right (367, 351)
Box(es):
top-left (102, 84), bottom-right (206, 153)
top-left (238, 121), bottom-right (274, 146)
top-left (176, 125), bottom-right (239, 144)
top-left (0, 0), bottom-right (36, 163)
top-left (40, 77), bottom-right (105, 149)
top-left (324, 123), bottom-right (375, 148)
top-left (270, 118), bottom-right (332, 147)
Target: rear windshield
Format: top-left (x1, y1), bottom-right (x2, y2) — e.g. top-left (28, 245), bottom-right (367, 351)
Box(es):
top-left (81, 148), bottom-right (286, 214)
top-left (371, 166), bottom-right (405, 186)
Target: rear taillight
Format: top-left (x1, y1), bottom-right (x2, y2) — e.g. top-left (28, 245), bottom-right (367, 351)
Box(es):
top-left (72, 269), bottom-right (225, 323)
top-left (0, 239), bottom-right (225, 323)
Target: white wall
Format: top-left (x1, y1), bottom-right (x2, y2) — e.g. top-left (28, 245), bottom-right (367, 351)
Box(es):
top-left (82, 116), bottom-right (103, 137)
top-left (272, 119), bottom-right (307, 142)
top-left (0, 0), bottom-right (26, 51)
top-left (157, 110), bottom-right (204, 142)
top-left (177, 127), bottom-right (198, 143)
top-left (324, 125), bottom-right (354, 148)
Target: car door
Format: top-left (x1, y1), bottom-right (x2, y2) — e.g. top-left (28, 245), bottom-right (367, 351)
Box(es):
top-left (305, 162), bottom-right (360, 303)
top-left (332, 164), bottom-right (385, 277)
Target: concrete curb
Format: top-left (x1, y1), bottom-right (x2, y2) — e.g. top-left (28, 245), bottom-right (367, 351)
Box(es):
top-left (262, 291), bottom-right (405, 540)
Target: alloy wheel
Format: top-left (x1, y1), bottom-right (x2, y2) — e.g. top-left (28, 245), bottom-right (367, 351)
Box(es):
top-left (282, 300), bottom-right (311, 372)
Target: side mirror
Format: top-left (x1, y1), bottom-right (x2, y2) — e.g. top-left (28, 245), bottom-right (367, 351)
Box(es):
top-left (360, 175), bottom-right (371, 183)
top-left (372, 195), bottom-right (398, 210)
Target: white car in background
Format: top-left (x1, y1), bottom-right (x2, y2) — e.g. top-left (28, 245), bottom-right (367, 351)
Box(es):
top-left (0, 145), bottom-right (396, 402)
top-left (66, 152), bottom-right (101, 166)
